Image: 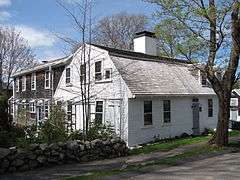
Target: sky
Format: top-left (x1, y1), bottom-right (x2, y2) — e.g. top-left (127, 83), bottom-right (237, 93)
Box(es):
top-left (0, 0), bottom-right (156, 61)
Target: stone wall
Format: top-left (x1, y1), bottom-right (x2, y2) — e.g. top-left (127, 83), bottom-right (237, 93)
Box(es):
top-left (0, 138), bottom-right (128, 174)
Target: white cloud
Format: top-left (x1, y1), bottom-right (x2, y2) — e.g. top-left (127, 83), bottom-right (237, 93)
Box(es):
top-left (0, 0), bottom-right (11, 6)
top-left (15, 25), bottom-right (56, 48)
top-left (0, 11), bottom-right (11, 21)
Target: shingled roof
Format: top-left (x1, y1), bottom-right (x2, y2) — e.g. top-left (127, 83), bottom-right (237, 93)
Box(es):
top-left (90, 46), bottom-right (213, 96)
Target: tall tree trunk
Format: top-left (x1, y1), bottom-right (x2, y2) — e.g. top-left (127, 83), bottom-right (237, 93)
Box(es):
top-left (215, 91), bottom-right (231, 146)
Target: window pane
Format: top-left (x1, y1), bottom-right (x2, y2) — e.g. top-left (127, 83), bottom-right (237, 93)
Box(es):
top-left (144, 101), bottom-right (152, 125)
top-left (95, 61), bottom-right (101, 72)
top-left (208, 99), bottom-right (213, 117)
top-left (164, 112), bottom-right (171, 123)
top-left (163, 100), bottom-right (171, 123)
top-left (163, 100), bottom-right (170, 111)
top-left (96, 101), bottom-right (103, 112)
top-left (95, 113), bottom-right (102, 123)
top-left (105, 70), bottom-right (111, 79)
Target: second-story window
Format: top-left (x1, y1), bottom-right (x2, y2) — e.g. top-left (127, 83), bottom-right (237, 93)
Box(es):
top-left (105, 68), bottom-right (112, 79)
top-left (16, 77), bottom-right (19, 92)
top-left (45, 71), bottom-right (50, 89)
top-left (95, 61), bottom-right (102, 81)
top-left (22, 76), bottom-right (26, 91)
top-left (66, 68), bottom-right (71, 84)
top-left (31, 73), bottom-right (36, 90)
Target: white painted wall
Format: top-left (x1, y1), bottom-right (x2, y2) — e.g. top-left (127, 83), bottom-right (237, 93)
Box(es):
top-left (54, 45), bottom-right (132, 141)
top-left (133, 36), bottom-right (157, 56)
top-left (128, 96), bottom-right (218, 146)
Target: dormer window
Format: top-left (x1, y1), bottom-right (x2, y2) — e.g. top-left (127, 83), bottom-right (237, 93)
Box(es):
top-left (16, 77), bottom-right (19, 92)
top-left (201, 72), bottom-right (207, 86)
top-left (22, 76), bottom-right (26, 91)
top-left (66, 68), bottom-right (71, 84)
top-left (45, 71), bottom-right (50, 89)
top-left (31, 73), bottom-right (36, 90)
top-left (95, 61), bottom-right (102, 81)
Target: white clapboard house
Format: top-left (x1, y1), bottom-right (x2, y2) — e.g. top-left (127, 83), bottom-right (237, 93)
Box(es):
top-left (12, 31), bottom-right (218, 146)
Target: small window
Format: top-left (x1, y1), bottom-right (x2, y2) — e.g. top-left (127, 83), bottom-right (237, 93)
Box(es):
top-left (22, 76), bottom-right (26, 91)
top-left (45, 71), bottom-right (50, 89)
top-left (163, 100), bottom-right (171, 123)
top-left (105, 69), bottom-right (112, 79)
top-left (208, 99), bottom-right (213, 117)
top-left (29, 101), bottom-right (35, 113)
top-left (66, 68), bottom-right (71, 84)
top-left (95, 61), bottom-right (102, 81)
top-left (16, 78), bottom-right (19, 92)
top-left (80, 64), bottom-right (86, 82)
top-left (95, 101), bottom-right (103, 124)
top-left (44, 101), bottom-right (49, 119)
top-left (31, 73), bottom-right (36, 90)
top-left (144, 101), bottom-right (152, 125)
top-left (67, 101), bottom-right (72, 122)
top-left (201, 72), bottom-right (207, 86)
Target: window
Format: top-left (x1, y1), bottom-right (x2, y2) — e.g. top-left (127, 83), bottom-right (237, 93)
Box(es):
top-left (44, 101), bottom-right (49, 119)
top-left (22, 76), bottom-right (26, 91)
top-left (66, 68), bottom-right (71, 84)
top-left (208, 99), bottom-right (213, 117)
top-left (95, 61), bottom-right (102, 81)
top-left (80, 64), bottom-right (86, 82)
top-left (31, 73), bottom-right (36, 90)
top-left (29, 101), bottom-right (35, 113)
top-left (67, 101), bottom-right (72, 122)
top-left (144, 101), bottom-right (152, 125)
top-left (105, 69), bottom-right (112, 79)
top-left (95, 101), bottom-right (103, 123)
top-left (45, 71), bottom-right (50, 89)
top-left (16, 78), bottom-right (19, 92)
top-left (163, 100), bottom-right (171, 123)
top-left (201, 72), bottom-right (207, 86)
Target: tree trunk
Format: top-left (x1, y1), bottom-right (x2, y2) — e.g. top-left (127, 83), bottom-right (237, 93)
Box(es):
top-left (215, 93), bottom-right (231, 146)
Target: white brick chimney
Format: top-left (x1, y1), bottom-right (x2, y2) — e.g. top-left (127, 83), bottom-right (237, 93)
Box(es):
top-left (133, 31), bottom-right (157, 56)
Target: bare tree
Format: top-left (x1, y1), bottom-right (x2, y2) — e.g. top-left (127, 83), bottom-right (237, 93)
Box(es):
top-left (57, 0), bottom-right (93, 134)
top-left (0, 27), bottom-right (36, 94)
top-left (93, 12), bottom-right (149, 50)
top-left (147, 0), bottom-right (240, 146)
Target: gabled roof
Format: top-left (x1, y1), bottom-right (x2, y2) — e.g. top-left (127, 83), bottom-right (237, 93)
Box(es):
top-left (12, 56), bottom-right (72, 77)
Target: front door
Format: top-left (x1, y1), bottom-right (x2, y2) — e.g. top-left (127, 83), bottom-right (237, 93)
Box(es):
top-left (192, 98), bottom-right (200, 135)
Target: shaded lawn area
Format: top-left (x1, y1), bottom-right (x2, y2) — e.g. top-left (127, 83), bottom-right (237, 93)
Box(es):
top-left (129, 130), bottom-right (240, 155)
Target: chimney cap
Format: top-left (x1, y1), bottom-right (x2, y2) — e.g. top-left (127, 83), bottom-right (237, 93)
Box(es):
top-left (134, 31), bottom-right (156, 38)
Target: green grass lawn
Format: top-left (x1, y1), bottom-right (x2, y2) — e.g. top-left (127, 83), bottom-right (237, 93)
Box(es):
top-left (129, 130), bottom-right (240, 155)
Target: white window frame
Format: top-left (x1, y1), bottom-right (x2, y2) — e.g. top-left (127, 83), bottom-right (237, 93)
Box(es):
top-left (31, 73), bottom-right (36, 90)
top-left (16, 77), bottom-right (19, 92)
top-left (29, 101), bottom-right (35, 113)
top-left (22, 76), bottom-right (26, 92)
top-left (45, 71), bottom-right (50, 89)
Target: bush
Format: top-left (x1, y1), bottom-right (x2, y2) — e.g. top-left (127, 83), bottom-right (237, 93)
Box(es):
top-left (86, 121), bottom-right (115, 141)
top-left (38, 104), bottom-right (67, 143)
top-left (0, 125), bottom-right (25, 148)
top-left (0, 94), bottom-right (11, 129)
